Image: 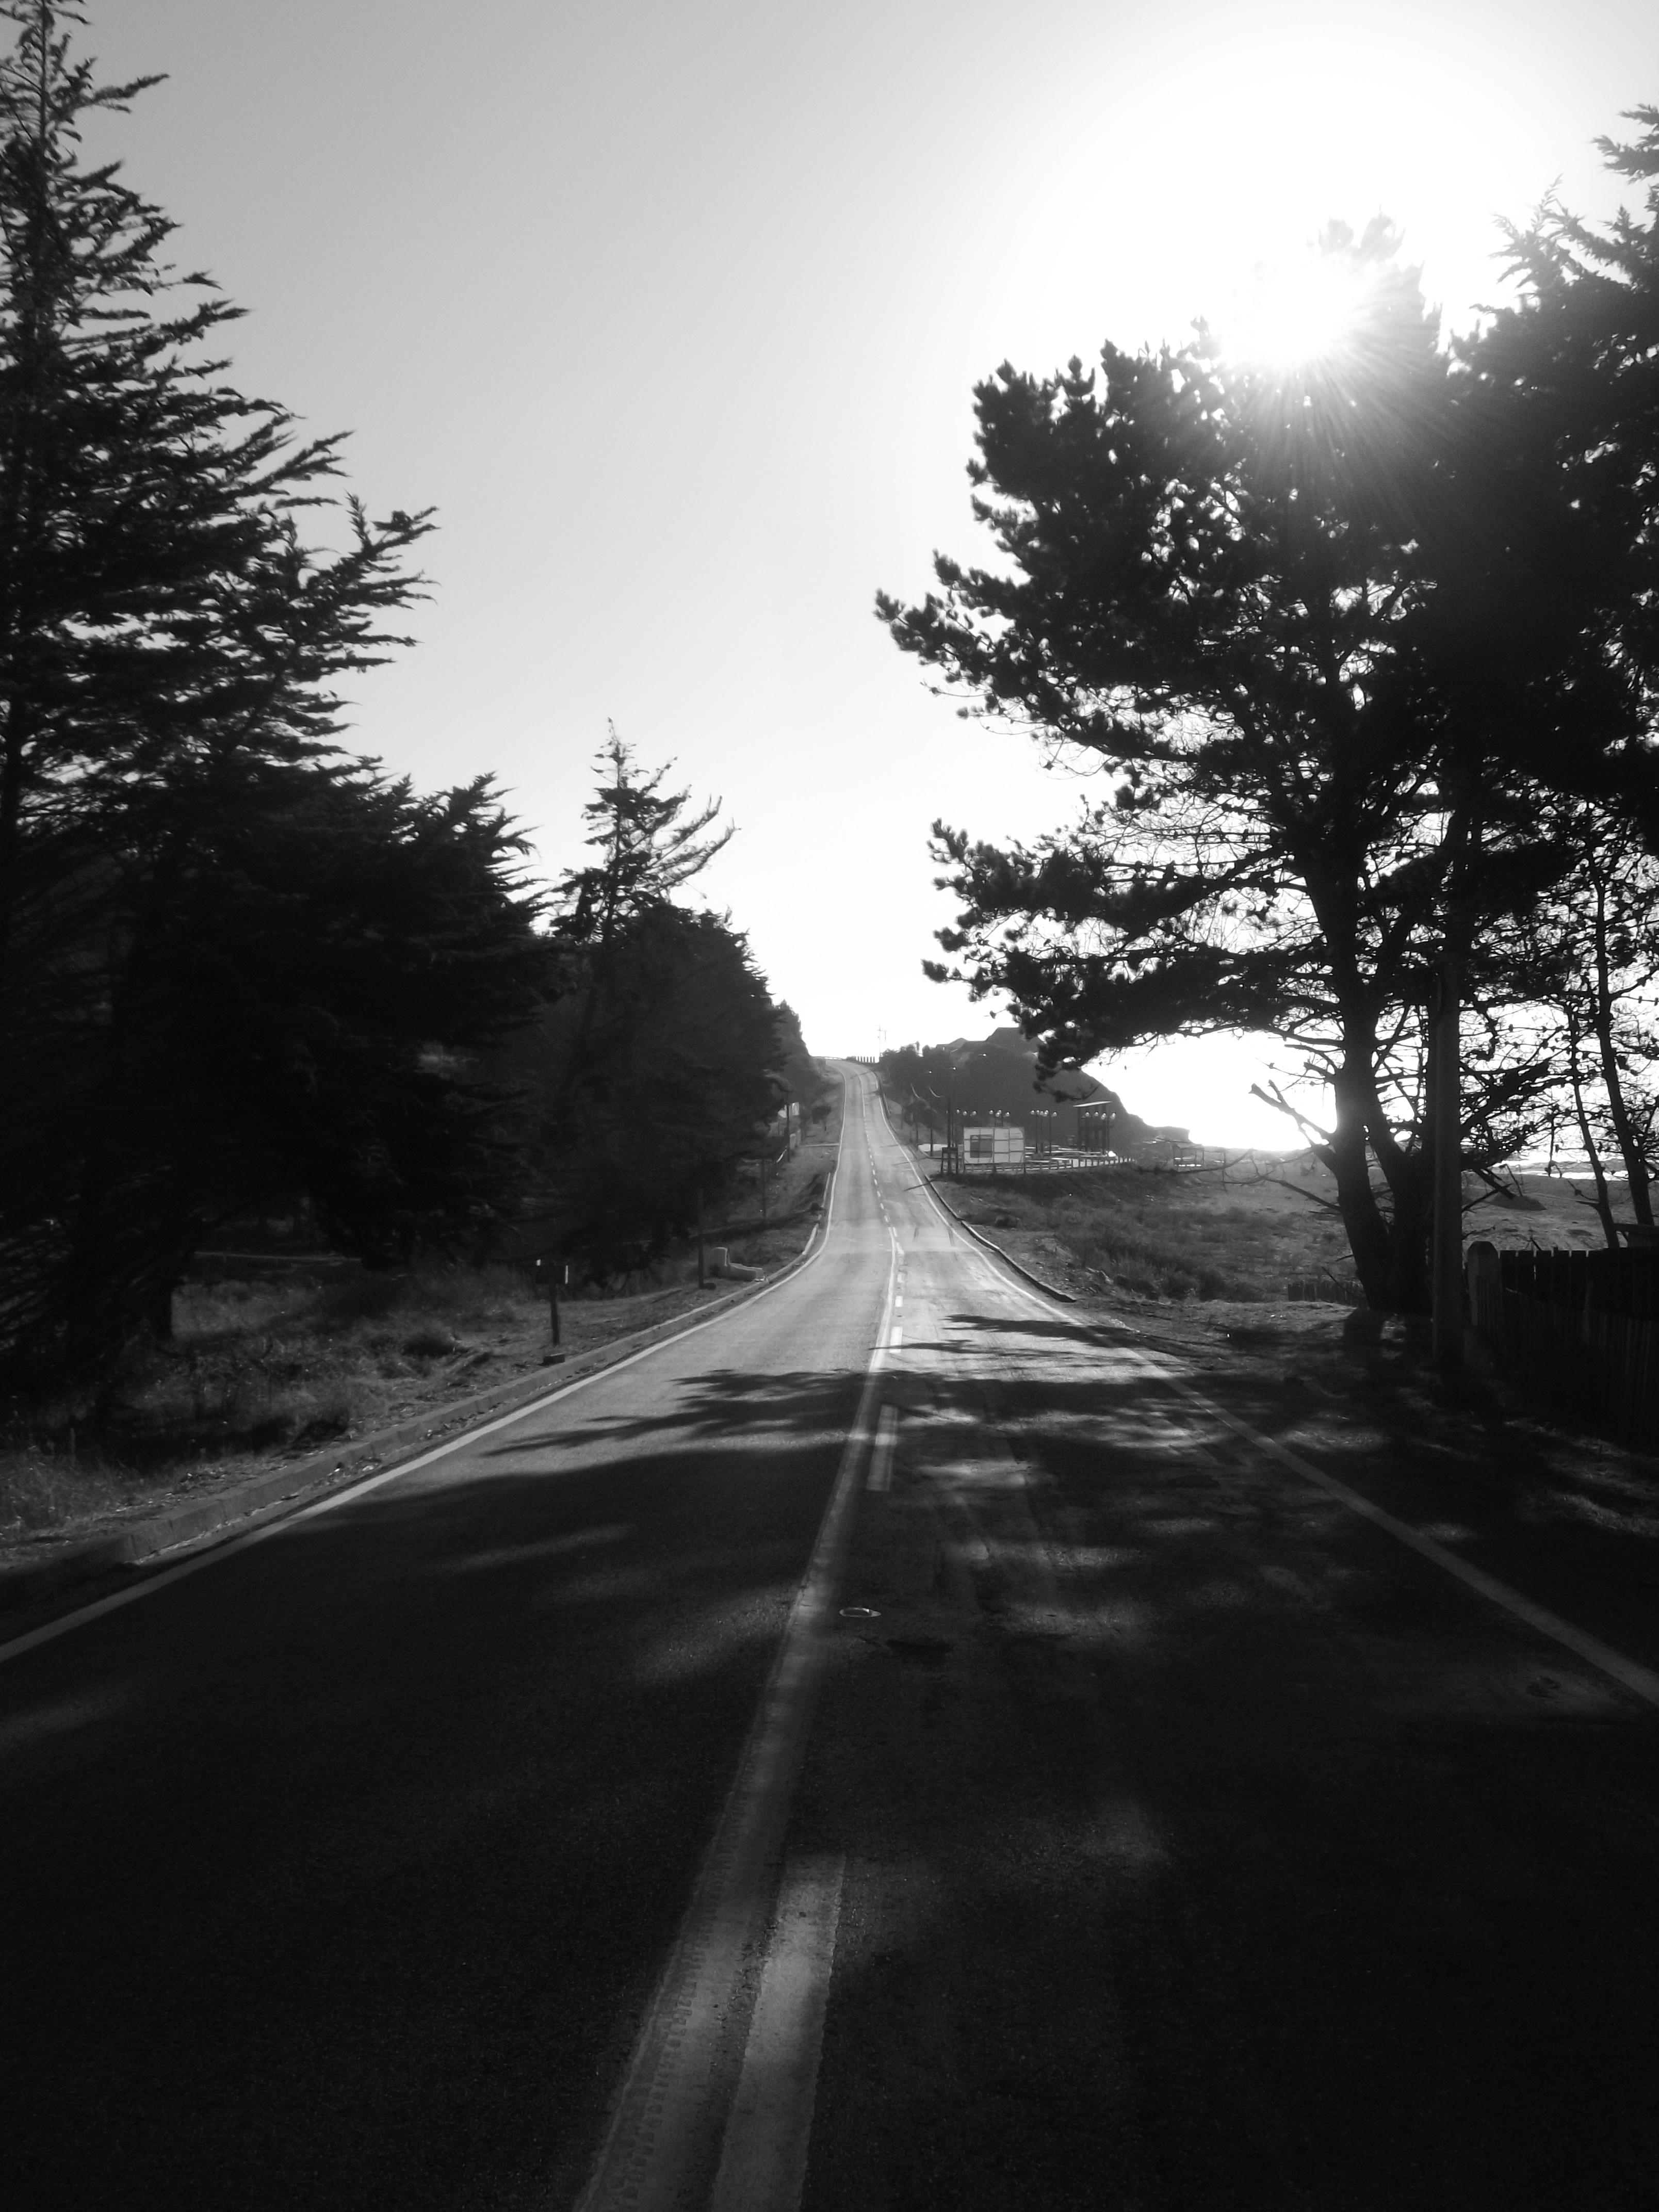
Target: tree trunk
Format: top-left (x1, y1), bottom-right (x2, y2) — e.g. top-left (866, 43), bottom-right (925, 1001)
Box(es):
top-left (1328, 1055), bottom-right (1397, 1309)
top-left (1588, 865), bottom-right (1653, 1225)
top-left (1568, 1026), bottom-right (1621, 1248)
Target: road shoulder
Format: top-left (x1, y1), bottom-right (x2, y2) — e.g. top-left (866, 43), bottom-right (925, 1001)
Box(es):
top-left (0, 1186), bottom-right (839, 1638)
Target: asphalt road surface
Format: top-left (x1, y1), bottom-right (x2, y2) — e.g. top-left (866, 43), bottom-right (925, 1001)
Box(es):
top-left (5, 1065), bottom-right (1659, 2210)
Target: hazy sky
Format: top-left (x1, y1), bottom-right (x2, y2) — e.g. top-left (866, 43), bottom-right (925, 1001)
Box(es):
top-left (76, 0), bottom-right (1659, 1144)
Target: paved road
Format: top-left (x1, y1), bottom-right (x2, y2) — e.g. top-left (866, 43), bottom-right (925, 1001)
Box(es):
top-left (3, 1082), bottom-right (894, 2210)
top-left (797, 1082), bottom-right (1659, 2212)
top-left (6, 1065), bottom-right (1659, 2209)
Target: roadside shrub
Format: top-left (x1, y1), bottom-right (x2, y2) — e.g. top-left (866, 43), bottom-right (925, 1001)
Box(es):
top-left (0, 1441), bottom-right (137, 1535)
top-left (396, 1264), bottom-right (539, 1330)
top-left (303, 1273), bottom-right (409, 1329)
top-left (400, 1325), bottom-right (457, 1359)
top-left (1064, 1226), bottom-right (1258, 1300)
top-left (281, 1386), bottom-right (357, 1450)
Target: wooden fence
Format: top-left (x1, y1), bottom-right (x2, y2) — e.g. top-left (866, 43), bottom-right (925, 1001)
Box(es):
top-left (1466, 1243), bottom-right (1659, 1451)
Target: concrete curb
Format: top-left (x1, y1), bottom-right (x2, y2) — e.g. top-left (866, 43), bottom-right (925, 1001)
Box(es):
top-left (870, 1087), bottom-right (1078, 1306)
top-left (921, 1177), bottom-right (1078, 1304)
top-left (0, 1176), bottom-right (838, 1619)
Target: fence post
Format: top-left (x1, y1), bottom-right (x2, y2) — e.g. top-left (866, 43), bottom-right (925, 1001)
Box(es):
top-left (1429, 956), bottom-right (1465, 1377)
top-left (1465, 1240), bottom-right (1500, 1363)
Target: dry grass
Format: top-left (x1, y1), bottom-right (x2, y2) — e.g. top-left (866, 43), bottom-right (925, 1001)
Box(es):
top-left (948, 1168), bottom-right (1327, 1303)
top-left (0, 1263), bottom-right (548, 1542)
top-left (0, 1143), bottom-right (841, 1547)
top-left (939, 1158), bottom-right (1622, 1309)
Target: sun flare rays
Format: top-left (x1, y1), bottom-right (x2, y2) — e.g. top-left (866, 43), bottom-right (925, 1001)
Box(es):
top-left (1210, 253), bottom-right (1375, 373)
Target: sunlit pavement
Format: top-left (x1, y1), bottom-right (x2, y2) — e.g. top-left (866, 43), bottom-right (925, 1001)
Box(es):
top-left (799, 1082), bottom-right (1659, 2211)
top-left (4, 1069), bottom-right (1658, 2209)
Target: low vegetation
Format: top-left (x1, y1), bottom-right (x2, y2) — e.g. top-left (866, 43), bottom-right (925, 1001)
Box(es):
top-left (1, 1266), bottom-right (536, 1536)
top-left (946, 1168), bottom-right (1334, 1303)
top-left (1, 1117), bottom-right (837, 1547)
top-left (939, 1157), bottom-right (1615, 1310)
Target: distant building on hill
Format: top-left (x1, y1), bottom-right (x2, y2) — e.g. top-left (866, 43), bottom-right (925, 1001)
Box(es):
top-left (879, 1027), bottom-right (1188, 1156)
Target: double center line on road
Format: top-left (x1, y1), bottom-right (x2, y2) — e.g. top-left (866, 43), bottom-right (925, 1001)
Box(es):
top-left (572, 1079), bottom-right (901, 2212)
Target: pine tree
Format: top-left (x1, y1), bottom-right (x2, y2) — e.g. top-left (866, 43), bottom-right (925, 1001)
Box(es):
top-left (0, 7), bottom-right (544, 1377)
top-left (540, 730), bottom-right (731, 1136)
top-left (0, 3), bottom-right (430, 991)
top-left (882, 212), bottom-right (1659, 1311)
top-left (488, 740), bottom-right (786, 1271)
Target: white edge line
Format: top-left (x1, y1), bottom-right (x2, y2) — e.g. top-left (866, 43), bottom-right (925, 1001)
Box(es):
top-left (1208, 1411), bottom-right (1659, 1714)
top-left (0, 1140), bottom-right (848, 1670)
top-left (899, 1135), bottom-right (1659, 1720)
top-left (909, 1170), bottom-right (1043, 1310)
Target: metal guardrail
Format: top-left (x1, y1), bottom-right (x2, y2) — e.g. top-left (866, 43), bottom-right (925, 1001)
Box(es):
top-left (909, 1148), bottom-right (1132, 1177)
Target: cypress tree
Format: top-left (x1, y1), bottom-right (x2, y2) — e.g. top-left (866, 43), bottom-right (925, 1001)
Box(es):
top-left (0, 2), bottom-right (429, 986)
top-left (881, 209), bottom-right (1659, 1312)
top-left (0, 6), bottom-right (543, 1377)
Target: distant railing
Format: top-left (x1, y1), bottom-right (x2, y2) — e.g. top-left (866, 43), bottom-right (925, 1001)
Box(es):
top-left (910, 1143), bottom-right (1132, 1177)
top-left (1285, 1272), bottom-right (1365, 1306)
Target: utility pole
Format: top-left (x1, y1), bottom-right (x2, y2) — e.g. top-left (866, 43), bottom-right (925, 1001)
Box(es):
top-left (1430, 954), bottom-right (1463, 1377)
top-left (696, 1184), bottom-right (707, 1289)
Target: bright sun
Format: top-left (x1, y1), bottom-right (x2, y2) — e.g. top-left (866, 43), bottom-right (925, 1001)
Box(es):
top-left (1213, 256), bottom-right (1368, 371)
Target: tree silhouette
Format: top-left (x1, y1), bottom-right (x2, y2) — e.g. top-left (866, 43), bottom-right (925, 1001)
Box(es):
top-left (882, 202), bottom-right (1659, 1310)
top-left (0, 6), bottom-right (541, 1377)
top-left (489, 740), bottom-right (784, 1272)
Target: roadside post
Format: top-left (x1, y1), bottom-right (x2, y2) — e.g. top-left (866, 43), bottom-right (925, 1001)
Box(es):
top-left (533, 1255), bottom-right (564, 1354)
top-left (1430, 955), bottom-right (1464, 1378)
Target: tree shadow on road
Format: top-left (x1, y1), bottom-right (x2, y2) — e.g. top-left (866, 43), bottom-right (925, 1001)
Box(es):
top-left (790, 1313), bottom-right (1659, 2212)
top-left (12, 1322), bottom-right (1659, 2212)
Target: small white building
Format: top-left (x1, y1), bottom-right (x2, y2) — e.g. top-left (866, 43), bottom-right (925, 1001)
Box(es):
top-left (962, 1125), bottom-right (1026, 1169)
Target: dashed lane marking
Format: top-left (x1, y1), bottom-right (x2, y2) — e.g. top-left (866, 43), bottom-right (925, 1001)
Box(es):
top-left (867, 1406), bottom-right (899, 1493)
top-left (571, 1100), bottom-right (899, 2211)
